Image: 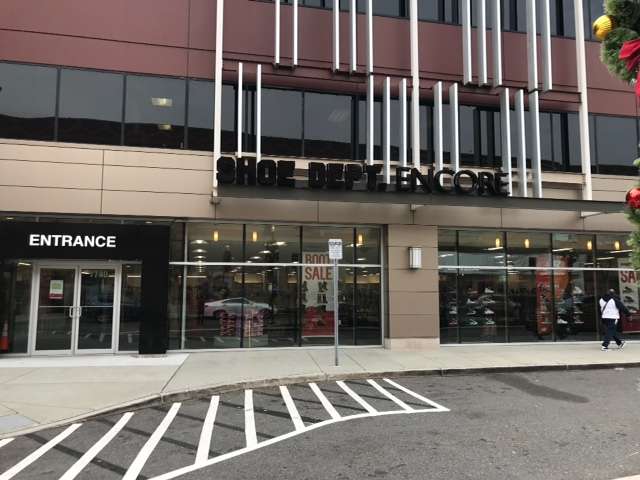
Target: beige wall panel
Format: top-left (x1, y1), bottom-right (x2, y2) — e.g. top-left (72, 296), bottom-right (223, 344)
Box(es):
top-left (0, 160), bottom-right (102, 189)
top-left (388, 314), bottom-right (439, 338)
top-left (501, 209), bottom-right (584, 230)
top-left (103, 166), bottom-right (212, 194)
top-left (592, 190), bottom-right (626, 202)
top-left (317, 202), bottom-right (412, 225)
top-left (388, 246), bottom-right (438, 270)
top-left (413, 206), bottom-right (502, 228)
top-left (216, 198), bottom-right (319, 222)
top-left (388, 269), bottom-right (438, 293)
top-left (583, 213), bottom-right (632, 232)
top-left (388, 291), bottom-right (438, 316)
top-left (0, 186), bottom-right (101, 214)
top-left (0, 142), bottom-right (103, 165)
top-left (592, 175), bottom-right (636, 192)
top-left (102, 190), bottom-right (214, 218)
top-left (104, 149), bottom-right (213, 171)
top-left (543, 188), bottom-right (581, 200)
top-left (387, 225), bottom-right (438, 248)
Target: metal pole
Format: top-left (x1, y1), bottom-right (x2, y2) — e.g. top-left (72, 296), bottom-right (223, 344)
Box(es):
top-left (333, 259), bottom-right (339, 366)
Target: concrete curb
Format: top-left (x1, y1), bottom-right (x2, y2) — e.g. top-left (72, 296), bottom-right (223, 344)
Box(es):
top-left (3, 361), bottom-right (640, 439)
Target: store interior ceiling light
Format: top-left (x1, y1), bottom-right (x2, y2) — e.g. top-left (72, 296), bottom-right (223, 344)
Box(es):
top-left (587, 240), bottom-right (593, 251)
top-left (157, 124), bottom-right (172, 131)
top-left (487, 247), bottom-right (503, 251)
top-left (191, 240), bottom-right (208, 245)
top-left (615, 249), bottom-right (633, 254)
top-left (193, 249), bottom-right (206, 254)
top-left (252, 231), bottom-right (259, 242)
top-left (597, 257), bottom-right (615, 261)
top-left (151, 97), bottom-right (173, 107)
top-left (273, 241), bottom-right (287, 246)
top-left (552, 248), bottom-right (573, 252)
top-left (212, 231), bottom-right (219, 242)
top-left (524, 238), bottom-right (530, 249)
top-left (259, 250), bottom-right (271, 254)
top-left (614, 240), bottom-right (621, 250)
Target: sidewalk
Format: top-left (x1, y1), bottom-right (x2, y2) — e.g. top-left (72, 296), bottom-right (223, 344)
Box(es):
top-left (1, 343), bottom-right (639, 438)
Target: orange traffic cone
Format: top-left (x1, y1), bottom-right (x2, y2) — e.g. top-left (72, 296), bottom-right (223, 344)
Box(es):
top-left (0, 321), bottom-right (9, 352)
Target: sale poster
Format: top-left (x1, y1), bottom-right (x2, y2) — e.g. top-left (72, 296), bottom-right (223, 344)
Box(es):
top-left (49, 280), bottom-right (64, 300)
top-left (301, 252), bottom-right (335, 338)
top-left (617, 258), bottom-right (640, 333)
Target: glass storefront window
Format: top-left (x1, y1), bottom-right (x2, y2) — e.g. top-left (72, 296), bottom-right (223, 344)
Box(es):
top-left (507, 232), bottom-right (551, 268)
top-left (552, 233), bottom-right (594, 268)
top-left (187, 224), bottom-right (243, 263)
top-left (262, 88), bottom-right (303, 157)
top-left (553, 270), bottom-right (597, 341)
top-left (458, 230), bottom-right (505, 267)
top-left (245, 225), bottom-right (301, 264)
top-left (438, 230), bottom-right (457, 267)
top-left (439, 269), bottom-right (458, 344)
top-left (119, 264), bottom-right (142, 351)
top-left (355, 228), bottom-right (380, 265)
top-left (355, 267), bottom-right (381, 345)
top-left (304, 92), bottom-right (353, 159)
top-left (0, 260), bottom-right (33, 354)
top-left (457, 269), bottom-right (506, 343)
top-left (302, 226), bottom-right (354, 264)
top-left (506, 269), bottom-right (553, 342)
top-left (596, 234), bottom-right (631, 269)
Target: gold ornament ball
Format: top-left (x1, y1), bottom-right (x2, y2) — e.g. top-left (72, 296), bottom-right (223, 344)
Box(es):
top-left (592, 15), bottom-right (614, 41)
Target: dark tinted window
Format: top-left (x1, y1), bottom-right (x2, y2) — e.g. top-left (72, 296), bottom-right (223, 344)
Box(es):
top-left (304, 92), bottom-right (353, 159)
top-left (262, 88), bottom-right (303, 156)
top-left (58, 69), bottom-right (123, 145)
top-left (418, 0), bottom-right (438, 20)
top-left (358, 98), bottom-right (381, 161)
top-left (0, 63), bottom-right (57, 141)
top-left (567, 112), bottom-right (582, 173)
top-left (594, 115), bottom-right (639, 175)
top-left (187, 79), bottom-right (213, 151)
top-left (125, 75), bottom-right (186, 149)
top-left (372, 0), bottom-right (405, 16)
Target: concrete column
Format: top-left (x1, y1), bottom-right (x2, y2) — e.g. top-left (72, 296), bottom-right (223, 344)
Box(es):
top-left (385, 225), bottom-right (439, 350)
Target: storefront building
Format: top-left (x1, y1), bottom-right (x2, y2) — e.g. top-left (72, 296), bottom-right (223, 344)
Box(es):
top-left (0, 0), bottom-right (637, 355)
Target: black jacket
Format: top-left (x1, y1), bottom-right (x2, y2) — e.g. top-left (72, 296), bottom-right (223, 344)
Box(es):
top-left (599, 293), bottom-right (630, 318)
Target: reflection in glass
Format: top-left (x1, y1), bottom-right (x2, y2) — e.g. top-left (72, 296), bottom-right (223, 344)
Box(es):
top-left (552, 233), bottom-right (594, 268)
top-left (77, 269), bottom-right (115, 350)
top-left (458, 230), bottom-right (505, 267)
top-left (355, 267), bottom-right (381, 345)
top-left (187, 79), bottom-right (213, 151)
top-left (119, 264), bottom-right (142, 351)
top-left (355, 228), bottom-right (380, 265)
top-left (303, 226), bottom-right (354, 264)
top-left (458, 269), bottom-right (506, 343)
top-left (304, 92), bottom-right (352, 159)
top-left (245, 225), bottom-right (301, 264)
top-left (0, 261), bottom-right (32, 354)
top-left (552, 270), bottom-right (597, 341)
top-left (187, 223), bottom-right (243, 263)
top-left (596, 234), bottom-right (631, 269)
top-left (262, 88), bottom-right (303, 156)
top-left (58, 69), bottom-right (123, 145)
top-left (35, 268), bottom-right (76, 351)
top-left (438, 230), bottom-right (457, 267)
top-left (506, 270), bottom-right (553, 342)
top-left (0, 63), bottom-right (57, 141)
top-left (594, 115), bottom-right (639, 176)
top-left (439, 269), bottom-right (458, 344)
top-left (507, 231), bottom-right (551, 268)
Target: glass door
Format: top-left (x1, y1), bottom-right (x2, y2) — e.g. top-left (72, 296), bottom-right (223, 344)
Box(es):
top-left (34, 267), bottom-right (76, 353)
top-left (75, 266), bottom-right (118, 353)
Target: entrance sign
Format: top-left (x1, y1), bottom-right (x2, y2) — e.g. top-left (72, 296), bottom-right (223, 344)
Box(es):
top-left (49, 280), bottom-right (64, 300)
top-left (328, 239), bottom-right (343, 366)
top-left (29, 234), bottom-right (117, 248)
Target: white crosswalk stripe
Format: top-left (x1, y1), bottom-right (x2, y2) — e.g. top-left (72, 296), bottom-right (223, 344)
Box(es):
top-left (0, 378), bottom-right (448, 480)
top-left (0, 424), bottom-right (82, 480)
top-left (123, 402), bottom-right (181, 480)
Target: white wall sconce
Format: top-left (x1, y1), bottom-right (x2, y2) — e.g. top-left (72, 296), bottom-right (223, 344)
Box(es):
top-left (409, 247), bottom-right (422, 269)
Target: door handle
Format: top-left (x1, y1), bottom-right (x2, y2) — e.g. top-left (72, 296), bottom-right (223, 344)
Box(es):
top-left (77, 306), bottom-right (82, 318)
top-left (68, 306), bottom-right (74, 318)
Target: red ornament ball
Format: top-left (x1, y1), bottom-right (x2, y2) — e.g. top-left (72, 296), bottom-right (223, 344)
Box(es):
top-left (626, 188), bottom-right (640, 209)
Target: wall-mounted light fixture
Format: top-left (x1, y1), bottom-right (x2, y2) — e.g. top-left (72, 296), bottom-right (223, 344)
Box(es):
top-left (409, 247), bottom-right (422, 270)
top-left (212, 231), bottom-right (219, 242)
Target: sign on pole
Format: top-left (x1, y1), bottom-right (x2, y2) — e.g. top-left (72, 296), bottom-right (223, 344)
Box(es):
top-left (328, 239), bottom-right (343, 366)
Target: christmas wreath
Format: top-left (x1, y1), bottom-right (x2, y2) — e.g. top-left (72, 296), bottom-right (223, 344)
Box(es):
top-left (594, 1), bottom-right (640, 270)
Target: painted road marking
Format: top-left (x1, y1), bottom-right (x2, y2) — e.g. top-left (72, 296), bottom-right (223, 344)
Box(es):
top-left (383, 378), bottom-right (450, 412)
top-left (0, 423), bottom-right (82, 480)
top-left (59, 412), bottom-right (134, 480)
top-left (280, 386), bottom-right (305, 431)
top-left (367, 379), bottom-right (413, 412)
top-left (122, 402), bottom-right (181, 480)
top-left (309, 382), bottom-right (342, 420)
top-left (244, 390), bottom-right (258, 448)
top-left (195, 396), bottom-right (220, 465)
top-left (336, 381), bottom-right (377, 414)
top-left (0, 439), bottom-right (14, 450)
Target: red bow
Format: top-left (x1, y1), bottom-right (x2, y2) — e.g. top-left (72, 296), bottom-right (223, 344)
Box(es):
top-left (620, 38), bottom-right (640, 96)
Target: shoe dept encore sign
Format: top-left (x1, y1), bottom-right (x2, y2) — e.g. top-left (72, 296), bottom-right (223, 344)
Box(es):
top-left (216, 157), bottom-right (510, 196)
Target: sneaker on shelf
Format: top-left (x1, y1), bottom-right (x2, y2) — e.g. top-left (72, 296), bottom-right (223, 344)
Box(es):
top-left (630, 308), bottom-right (638, 314)
top-left (572, 286), bottom-right (583, 296)
top-left (624, 296), bottom-right (635, 304)
top-left (465, 319), bottom-right (479, 326)
top-left (481, 297), bottom-right (497, 305)
top-left (601, 346), bottom-right (609, 351)
top-left (483, 308), bottom-right (495, 315)
top-left (466, 298), bottom-right (479, 306)
top-left (484, 318), bottom-right (496, 326)
top-left (557, 318), bottom-right (568, 325)
top-left (624, 286), bottom-right (634, 294)
top-left (574, 319), bottom-right (584, 324)
top-left (573, 308), bottom-right (583, 315)
top-left (448, 308), bottom-right (458, 315)
top-left (467, 309), bottom-right (477, 316)
top-left (619, 340), bottom-right (626, 350)
top-left (484, 287), bottom-right (495, 294)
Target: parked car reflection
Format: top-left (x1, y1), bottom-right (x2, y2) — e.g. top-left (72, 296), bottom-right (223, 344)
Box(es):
top-left (203, 297), bottom-right (274, 319)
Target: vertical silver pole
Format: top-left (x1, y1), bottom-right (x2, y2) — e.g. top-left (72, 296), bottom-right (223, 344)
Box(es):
top-left (293, 0), bottom-right (299, 66)
top-left (574, 0), bottom-right (593, 200)
top-left (333, 260), bottom-right (339, 366)
top-left (434, 82), bottom-right (443, 172)
top-left (275, 0), bottom-right (281, 65)
top-left (461, 0), bottom-right (472, 84)
top-left (409, 0), bottom-right (420, 169)
top-left (449, 83), bottom-right (460, 171)
top-left (400, 78), bottom-right (408, 168)
top-left (383, 76), bottom-right (391, 184)
top-left (500, 88), bottom-right (512, 195)
top-left (491, 0), bottom-right (502, 87)
top-left (529, 90), bottom-right (543, 198)
top-left (526, 0), bottom-right (538, 92)
top-left (256, 64), bottom-right (262, 162)
top-left (515, 89), bottom-right (527, 197)
top-left (181, 223), bottom-right (189, 350)
top-left (213, 0), bottom-right (225, 195)
top-left (367, 74), bottom-right (375, 166)
top-left (541, 0), bottom-right (552, 91)
top-left (236, 62), bottom-right (243, 158)
top-left (477, 0), bottom-right (488, 86)
top-left (366, 0), bottom-right (373, 73)
top-left (333, 0), bottom-right (340, 71)
top-left (350, 0), bottom-right (357, 72)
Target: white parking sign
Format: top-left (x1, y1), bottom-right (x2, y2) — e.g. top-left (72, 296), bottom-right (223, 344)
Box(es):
top-left (328, 239), bottom-right (343, 260)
